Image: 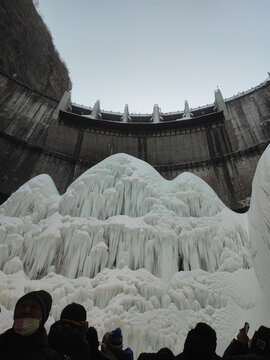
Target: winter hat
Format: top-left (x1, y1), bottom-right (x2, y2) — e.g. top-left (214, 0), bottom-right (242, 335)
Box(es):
top-left (157, 348), bottom-right (175, 360)
top-left (14, 290), bottom-right (52, 326)
top-left (60, 303), bottom-right (87, 322)
top-left (251, 326), bottom-right (270, 357)
top-left (108, 328), bottom-right (123, 348)
top-left (138, 348), bottom-right (174, 360)
top-left (192, 322), bottom-right (217, 351)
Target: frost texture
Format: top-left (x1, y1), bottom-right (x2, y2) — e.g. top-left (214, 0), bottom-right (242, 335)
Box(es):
top-left (0, 154), bottom-right (251, 280)
top-left (0, 147), bottom-right (270, 357)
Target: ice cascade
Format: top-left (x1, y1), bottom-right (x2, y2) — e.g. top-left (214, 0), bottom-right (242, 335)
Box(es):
top-left (0, 153), bottom-right (251, 280)
top-left (1, 146), bottom-right (270, 358)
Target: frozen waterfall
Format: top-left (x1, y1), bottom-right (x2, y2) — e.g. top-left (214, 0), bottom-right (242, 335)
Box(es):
top-left (0, 153), bottom-right (251, 280)
top-left (0, 146), bottom-right (270, 357)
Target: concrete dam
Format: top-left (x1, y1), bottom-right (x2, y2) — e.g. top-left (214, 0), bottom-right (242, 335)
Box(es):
top-left (0, 68), bottom-right (269, 211)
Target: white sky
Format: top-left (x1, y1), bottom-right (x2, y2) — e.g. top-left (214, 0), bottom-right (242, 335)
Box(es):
top-left (37, 0), bottom-right (270, 113)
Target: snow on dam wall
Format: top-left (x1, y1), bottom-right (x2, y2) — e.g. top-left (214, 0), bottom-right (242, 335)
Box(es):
top-left (0, 70), bottom-right (269, 210)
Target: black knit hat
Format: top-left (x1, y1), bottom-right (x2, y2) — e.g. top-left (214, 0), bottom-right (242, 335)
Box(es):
top-left (108, 328), bottom-right (123, 347)
top-left (14, 290), bottom-right (52, 326)
top-left (60, 303), bottom-right (87, 322)
top-left (192, 322), bottom-right (217, 351)
top-left (251, 326), bottom-right (270, 357)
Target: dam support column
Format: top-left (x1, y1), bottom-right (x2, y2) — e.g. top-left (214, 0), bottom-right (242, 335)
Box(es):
top-left (214, 89), bottom-right (229, 119)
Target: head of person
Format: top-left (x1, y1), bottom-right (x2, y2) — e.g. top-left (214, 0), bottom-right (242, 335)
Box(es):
top-left (183, 322), bottom-right (217, 360)
top-left (107, 328), bottom-right (123, 350)
top-left (138, 348), bottom-right (174, 360)
top-left (60, 302), bottom-right (87, 322)
top-left (250, 326), bottom-right (270, 358)
top-left (13, 290), bottom-right (52, 336)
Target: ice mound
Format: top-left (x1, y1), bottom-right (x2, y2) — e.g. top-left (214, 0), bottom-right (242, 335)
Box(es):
top-left (0, 154), bottom-right (251, 279)
top-left (0, 146), bottom-right (270, 357)
top-left (59, 153), bottom-right (225, 219)
top-left (0, 174), bottom-right (59, 222)
top-left (0, 263), bottom-right (264, 357)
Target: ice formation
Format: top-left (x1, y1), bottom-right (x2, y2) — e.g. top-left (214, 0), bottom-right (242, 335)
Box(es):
top-left (0, 146), bottom-right (270, 358)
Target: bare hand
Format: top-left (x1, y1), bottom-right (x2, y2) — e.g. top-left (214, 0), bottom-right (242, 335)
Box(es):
top-left (237, 328), bottom-right (250, 345)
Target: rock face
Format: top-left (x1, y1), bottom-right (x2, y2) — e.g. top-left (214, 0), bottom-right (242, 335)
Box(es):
top-left (0, 0), bottom-right (71, 99)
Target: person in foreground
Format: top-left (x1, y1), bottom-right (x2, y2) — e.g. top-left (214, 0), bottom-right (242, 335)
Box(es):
top-left (48, 302), bottom-right (91, 360)
top-left (223, 324), bottom-right (270, 359)
top-left (0, 290), bottom-right (60, 360)
top-left (86, 325), bottom-right (105, 360)
top-left (137, 347), bottom-right (174, 360)
top-left (175, 322), bottom-right (221, 360)
top-left (101, 327), bottom-right (133, 360)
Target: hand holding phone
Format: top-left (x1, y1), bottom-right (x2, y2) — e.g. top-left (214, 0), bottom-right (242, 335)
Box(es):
top-left (237, 322), bottom-right (250, 344)
top-left (244, 322), bottom-right (250, 335)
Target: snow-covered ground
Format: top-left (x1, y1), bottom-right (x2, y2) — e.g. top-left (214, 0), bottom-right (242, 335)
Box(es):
top-left (1, 146), bottom-right (270, 358)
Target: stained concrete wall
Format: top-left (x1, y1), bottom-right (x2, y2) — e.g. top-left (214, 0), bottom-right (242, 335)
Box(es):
top-left (46, 110), bottom-right (231, 165)
top-left (225, 85), bottom-right (270, 151)
top-left (0, 73), bottom-right (59, 198)
top-left (0, 72), bottom-right (269, 210)
top-left (158, 147), bottom-right (264, 210)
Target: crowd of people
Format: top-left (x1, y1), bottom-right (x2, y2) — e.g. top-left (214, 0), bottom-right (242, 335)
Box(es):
top-left (0, 290), bottom-right (270, 360)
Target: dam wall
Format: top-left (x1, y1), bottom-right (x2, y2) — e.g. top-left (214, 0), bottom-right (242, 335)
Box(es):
top-left (0, 70), bottom-right (269, 211)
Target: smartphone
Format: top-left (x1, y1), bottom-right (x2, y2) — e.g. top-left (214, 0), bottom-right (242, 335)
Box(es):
top-left (244, 322), bottom-right (250, 335)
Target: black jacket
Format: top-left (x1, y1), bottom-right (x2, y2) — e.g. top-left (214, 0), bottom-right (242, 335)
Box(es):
top-left (86, 326), bottom-right (104, 360)
top-left (138, 347), bottom-right (174, 360)
top-left (223, 339), bottom-right (249, 358)
top-left (102, 346), bottom-right (133, 360)
top-left (223, 339), bottom-right (269, 360)
top-left (223, 356), bottom-right (269, 360)
top-left (48, 320), bottom-right (90, 360)
top-left (175, 332), bottom-right (221, 360)
top-left (0, 326), bottom-right (61, 360)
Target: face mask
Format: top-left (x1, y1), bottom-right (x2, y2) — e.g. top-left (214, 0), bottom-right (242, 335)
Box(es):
top-left (14, 317), bottom-right (41, 336)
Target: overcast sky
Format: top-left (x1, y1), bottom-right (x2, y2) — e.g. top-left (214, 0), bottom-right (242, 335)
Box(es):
top-left (37, 0), bottom-right (270, 114)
